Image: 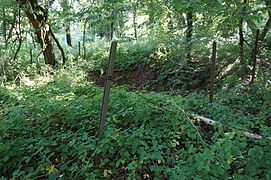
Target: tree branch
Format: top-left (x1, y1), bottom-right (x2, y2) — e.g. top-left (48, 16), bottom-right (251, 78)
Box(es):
top-left (49, 28), bottom-right (66, 64)
top-left (191, 114), bottom-right (271, 140)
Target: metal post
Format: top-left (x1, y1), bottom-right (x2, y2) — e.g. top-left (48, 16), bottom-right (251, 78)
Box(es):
top-left (209, 41), bottom-right (217, 103)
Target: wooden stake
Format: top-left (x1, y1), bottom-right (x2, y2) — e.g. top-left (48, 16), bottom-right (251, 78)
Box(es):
top-left (209, 41), bottom-right (217, 103)
top-left (95, 41), bottom-right (117, 165)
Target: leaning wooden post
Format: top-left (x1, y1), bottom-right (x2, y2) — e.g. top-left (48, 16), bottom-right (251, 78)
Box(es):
top-left (98, 41), bottom-right (117, 139)
top-left (209, 41), bottom-right (217, 103)
top-left (95, 41), bottom-right (117, 165)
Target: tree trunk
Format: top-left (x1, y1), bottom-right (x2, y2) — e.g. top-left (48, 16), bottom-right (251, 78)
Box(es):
top-left (66, 23), bottom-right (72, 47)
top-left (78, 41), bottom-right (81, 57)
top-left (186, 9), bottom-right (193, 62)
top-left (83, 20), bottom-right (87, 59)
top-left (148, 1), bottom-right (154, 27)
top-left (2, 8), bottom-right (7, 48)
top-left (61, 0), bottom-right (72, 47)
top-left (239, 19), bottom-right (245, 64)
top-left (109, 9), bottom-right (115, 41)
top-left (250, 29), bottom-right (259, 84)
top-left (110, 21), bottom-right (114, 41)
top-left (259, 0), bottom-right (271, 42)
top-left (13, 9), bottom-right (23, 61)
top-left (133, 5), bottom-right (137, 39)
top-left (239, 0), bottom-right (247, 66)
top-left (4, 10), bottom-right (17, 49)
top-left (209, 42), bottom-right (217, 103)
top-left (50, 28), bottom-right (66, 64)
top-left (239, 0), bottom-right (246, 66)
top-left (17, 0), bottom-right (56, 66)
top-left (38, 26), bottom-right (56, 66)
top-left (30, 48), bottom-right (33, 64)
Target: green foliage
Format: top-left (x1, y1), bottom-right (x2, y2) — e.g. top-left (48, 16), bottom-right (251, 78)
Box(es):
top-left (0, 70), bottom-right (270, 179)
top-left (84, 37), bottom-right (213, 91)
top-left (85, 38), bottom-right (158, 75)
top-left (1, 0), bottom-right (271, 179)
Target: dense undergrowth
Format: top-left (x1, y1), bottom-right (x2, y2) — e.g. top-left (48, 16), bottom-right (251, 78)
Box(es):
top-left (79, 38), bottom-right (212, 90)
top-left (1, 37), bottom-right (271, 179)
top-left (1, 0), bottom-right (271, 178)
top-left (3, 38), bottom-right (257, 91)
top-left (1, 64), bottom-right (271, 179)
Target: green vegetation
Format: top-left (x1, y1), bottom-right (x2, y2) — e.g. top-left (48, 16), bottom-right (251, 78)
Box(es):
top-left (1, 70), bottom-right (270, 179)
top-left (1, 0), bottom-right (271, 179)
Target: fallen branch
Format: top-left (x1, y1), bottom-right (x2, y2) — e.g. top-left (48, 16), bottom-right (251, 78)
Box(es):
top-left (191, 114), bottom-right (216, 125)
top-left (129, 90), bottom-right (270, 141)
top-left (191, 114), bottom-right (271, 140)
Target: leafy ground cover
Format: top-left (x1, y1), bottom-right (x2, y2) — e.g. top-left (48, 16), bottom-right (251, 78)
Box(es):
top-left (1, 0), bottom-right (271, 179)
top-left (85, 38), bottom-right (212, 91)
top-left (1, 70), bottom-right (270, 179)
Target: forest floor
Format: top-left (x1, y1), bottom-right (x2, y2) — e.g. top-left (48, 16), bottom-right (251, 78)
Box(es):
top-left (1, 65), bottom-right (271, 179)
top-left (0, 69), bottom-right (271, 179)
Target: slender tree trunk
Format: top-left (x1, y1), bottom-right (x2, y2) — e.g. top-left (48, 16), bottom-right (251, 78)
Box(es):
top-left (210, 41), bottom-right (217, 103)
top-left (49, 28), bottom-right (66, 64)
top-left (83, 20), bottom-right (87, 59)
top-left (260, 0), bottom-right (271, 42)
top-left (93, 28), bottom-right (96, 41)
top-left (30, 48), bottom-right (33, 64)
top-left (13, 9), bottom-right (23, 61)
top-left (148, 2), bottom-right (154, 26)
top-left (5, 10), bottom-right (17, 49)
top-left (13, 37), bottom-right (23, 62)
top-left (66, 23), bottom-right (72, 47)
top-left (133, 5), bottom-right (137, 39)
top-left (251, 29), bottom-right (259, 84)
top-left (239, 0), bottom-right (247, 67)
top-left (78, 41), bottom-right (81, 56)
top-left (186, 9), bottom-right (193, 62)
top-left (2, 8), bottom-right (7, 48)
top-left (17, 0), bottom-right (56, 66)
top-left (61, 0), bottom-right (72, 47)
top-left (239, 19), bottom-right (245, 65)
top-left (109, 9), bottom-right (115, 41)
top-left (246, 0), bottom-right (271, 48)
top-left (110, 21), bottom-right (114, 41)
top-left (116, 11), bottom-right (125, 38)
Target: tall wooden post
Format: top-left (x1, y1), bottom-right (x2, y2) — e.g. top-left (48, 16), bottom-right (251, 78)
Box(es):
top-left (95, 41), bottom-right (117, 165)
top-left (98, 41), bottom-right (117, 139)
top-left (209, 41), bottom-right (217, 103)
